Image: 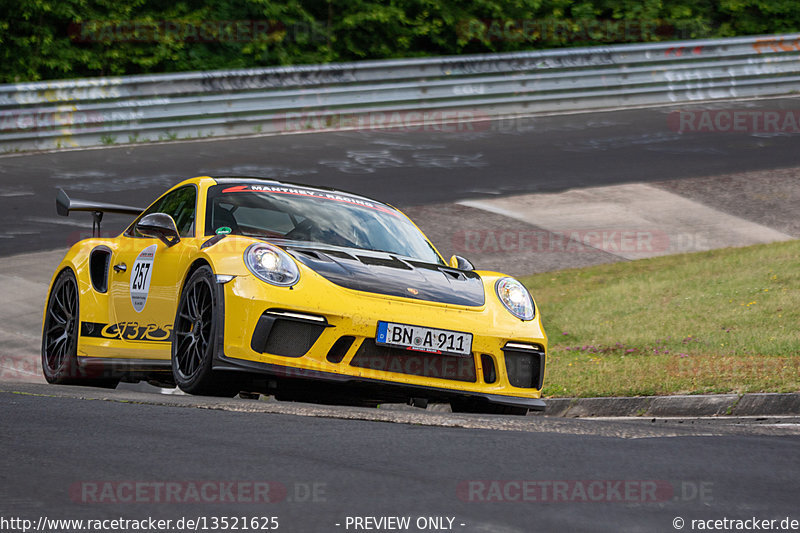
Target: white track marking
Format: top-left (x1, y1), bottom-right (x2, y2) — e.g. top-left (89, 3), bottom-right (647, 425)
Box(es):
top-left (459, 183), bottom-right (794, 260)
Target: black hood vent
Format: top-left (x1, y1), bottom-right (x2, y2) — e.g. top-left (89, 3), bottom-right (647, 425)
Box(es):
top-left (287, 246), bottom-right (485, 307)
top-left (356, 254), bottom-right (413, 270)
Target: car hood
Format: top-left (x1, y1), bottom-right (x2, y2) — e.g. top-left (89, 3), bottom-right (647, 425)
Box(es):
top-left (286, 246), bottom-right (485, 307)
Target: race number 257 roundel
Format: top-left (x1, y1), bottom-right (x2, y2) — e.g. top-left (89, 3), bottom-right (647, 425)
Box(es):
top-left (130, 245), bottom-right (157, 312)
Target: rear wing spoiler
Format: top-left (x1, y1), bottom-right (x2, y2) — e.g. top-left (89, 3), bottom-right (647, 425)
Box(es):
top-left (56, 188), bottom-right (143, 237)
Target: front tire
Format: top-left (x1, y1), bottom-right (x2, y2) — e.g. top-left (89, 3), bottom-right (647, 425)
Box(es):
top-left (41, 269), bottom-right (118, 388)
top-left (171, 266), bottom-right (239, 396)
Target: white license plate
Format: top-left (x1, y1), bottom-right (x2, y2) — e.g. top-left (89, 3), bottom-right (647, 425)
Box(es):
top-left (375, 321), bottom-right (473, 357)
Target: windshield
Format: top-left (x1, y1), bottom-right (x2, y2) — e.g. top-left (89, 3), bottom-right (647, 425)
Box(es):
top-left (205, 183), bottom-right (444, 264)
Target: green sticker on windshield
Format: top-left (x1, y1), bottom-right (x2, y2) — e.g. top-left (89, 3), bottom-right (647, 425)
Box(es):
top-left (215, 226), bottom-right (232, 235)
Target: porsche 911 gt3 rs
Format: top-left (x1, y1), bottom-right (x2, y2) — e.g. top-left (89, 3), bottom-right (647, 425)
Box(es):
top-left (42, 176), bottom-right (547, 414)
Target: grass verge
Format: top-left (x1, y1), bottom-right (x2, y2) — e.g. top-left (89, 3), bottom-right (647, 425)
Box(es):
top-left (522, 240), bottom-right (800, 398)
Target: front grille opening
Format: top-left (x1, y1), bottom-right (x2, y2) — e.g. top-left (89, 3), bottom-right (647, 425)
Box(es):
top-left (481, 354), bottom-right (497, 384)
top-left (326, 336), bottom-right (355, 363)
top-left (264, 319), bottom-right (325, 357)
top-left (504, 350), bottom-right (544, 389)
top-left (351, 339), bottom-right (476, 382)
top-left (251, 315), bottom-right (326, 358)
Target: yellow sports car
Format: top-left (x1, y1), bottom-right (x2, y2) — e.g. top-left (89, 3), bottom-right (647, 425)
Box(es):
top-left (42, 176), bottom-right (547, 414)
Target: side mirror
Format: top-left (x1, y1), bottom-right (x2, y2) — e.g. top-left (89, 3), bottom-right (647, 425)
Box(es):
top-left (449, 255), bottom-right (475, 271)
top-left (137, 213), bottom-right (180, 247)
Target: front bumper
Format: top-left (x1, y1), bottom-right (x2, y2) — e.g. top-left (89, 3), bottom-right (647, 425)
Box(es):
top-left (214, 273), bottom-right (548, 410)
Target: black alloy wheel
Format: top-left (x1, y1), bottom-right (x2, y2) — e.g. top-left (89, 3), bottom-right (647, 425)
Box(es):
top-left (172, 266), bottom-right (239, 396)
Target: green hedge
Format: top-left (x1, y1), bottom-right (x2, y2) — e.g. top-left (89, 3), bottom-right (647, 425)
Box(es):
top-left (1, 0), bottom-right (799, 83)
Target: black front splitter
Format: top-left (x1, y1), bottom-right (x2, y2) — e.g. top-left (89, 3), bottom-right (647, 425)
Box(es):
top-left (213, 353), bottom-right (545, 411)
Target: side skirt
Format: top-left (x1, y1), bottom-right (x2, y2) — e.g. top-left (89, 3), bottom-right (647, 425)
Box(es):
top-left (77, 357), bottom-right (172, 374)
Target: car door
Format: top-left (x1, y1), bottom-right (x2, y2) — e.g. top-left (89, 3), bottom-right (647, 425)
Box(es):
top-left (108, 185), bottom-right (197, 359)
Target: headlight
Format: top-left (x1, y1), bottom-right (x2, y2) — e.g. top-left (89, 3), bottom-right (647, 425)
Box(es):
top-left (244, 243), bottom-right (299, 286)
top-left (495, 277), bottom-right (535, 321)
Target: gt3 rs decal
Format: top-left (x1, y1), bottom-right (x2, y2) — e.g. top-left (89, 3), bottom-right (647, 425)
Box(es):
top-left (81, 321), bottom-right (172, 342)
top-left (130, 244), bottom-right (157, 312)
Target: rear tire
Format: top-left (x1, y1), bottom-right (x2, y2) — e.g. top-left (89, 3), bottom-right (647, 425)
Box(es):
top-left (41, 269), bottom-right (119, 388)
top-left (171, 266), bottom-right (239, 397)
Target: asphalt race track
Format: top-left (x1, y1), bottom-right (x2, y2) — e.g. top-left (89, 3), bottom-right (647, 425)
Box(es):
top-left (1, 384), bottom-right (799, 533)
top-left (1, 98), bottom-right (799, 532)
top-left (1, 97), bottom-right (800, 256)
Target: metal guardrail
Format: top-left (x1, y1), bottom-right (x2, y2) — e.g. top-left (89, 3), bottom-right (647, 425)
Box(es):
top-left (1, 33), bottom-right (799, 153)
